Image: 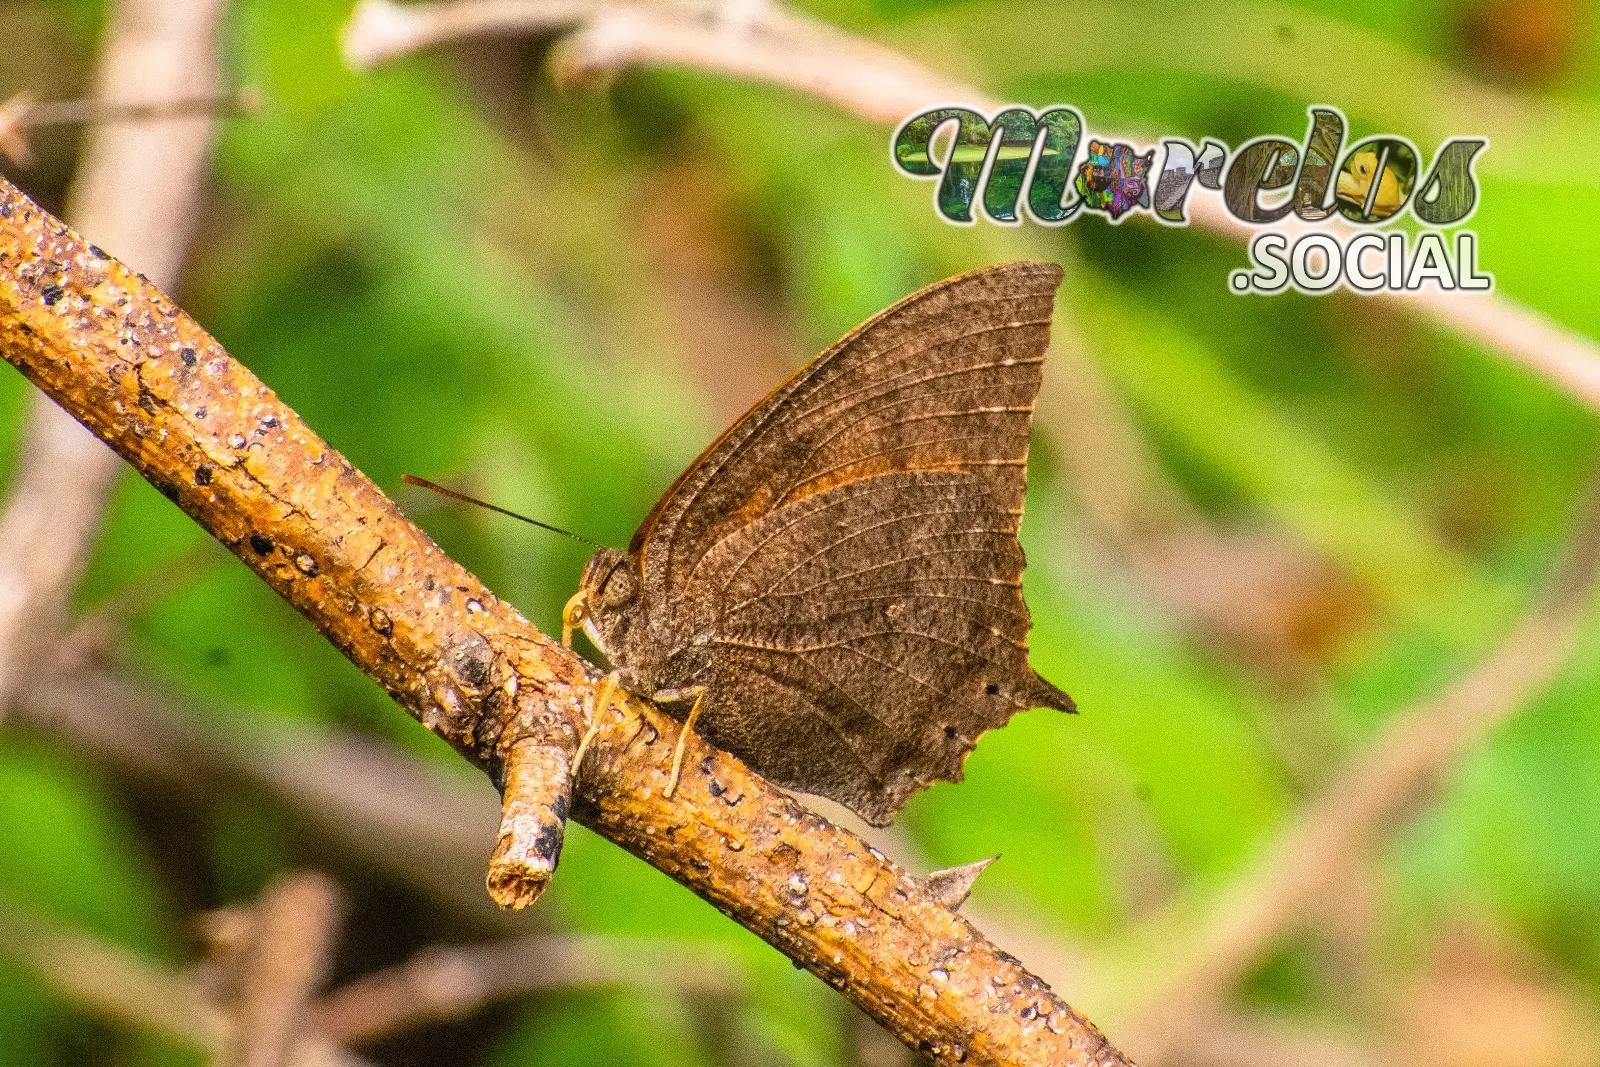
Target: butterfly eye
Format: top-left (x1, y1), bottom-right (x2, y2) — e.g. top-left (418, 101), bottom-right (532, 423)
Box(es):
top-left (600, 565), bottom-right (637, 608)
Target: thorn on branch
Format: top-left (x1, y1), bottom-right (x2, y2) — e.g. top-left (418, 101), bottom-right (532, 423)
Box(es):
top-left (922, 856), bottom-right (999, 912)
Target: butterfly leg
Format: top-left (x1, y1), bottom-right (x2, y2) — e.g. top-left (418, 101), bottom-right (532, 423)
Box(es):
top-left (560, 590), bottom-right (588, 648)
top-left (573, 670), bottom-right (619, 774)
top-left (660, 686), bottom-right (706, 799)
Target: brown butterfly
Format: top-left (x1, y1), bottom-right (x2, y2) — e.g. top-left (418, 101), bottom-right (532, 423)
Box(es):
top-left (561, 260), bottom-right (1074, 827)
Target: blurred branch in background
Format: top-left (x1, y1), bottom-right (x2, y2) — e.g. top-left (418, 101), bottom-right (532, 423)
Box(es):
top-left (10, 666), bottom-right (512, 921)
top-left (339, 0), bottom-right (1600, 415)
top-left (0, 897), bottom-right (227, 1054)
top-left (343, 0), bottom-right (981, 123)
top-left (225, 872), bottom-right (347, 1067)
top-left (313, 933), bottom-right (740, 1046)
top-left (0, 86), bottom-right (257, 167)
top-left (0, 0), bottom-right (227, 720)
top-left (0, 893), bottom-right (369, 1067)
top-left (1114, 477), bottom-right (1600, 1064)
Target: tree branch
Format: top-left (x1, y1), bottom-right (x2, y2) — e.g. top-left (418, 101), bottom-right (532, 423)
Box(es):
top-left (226, 872), bottom-right (347, 1067)
top-left (0, 895), bottom-right (366, 1067)
top-left (0, 177), bottom-right (1131, 1067)
top-left (313, 933), bottom-right (739, 1045)
top-left (0, 0), bottom-right (228, 718)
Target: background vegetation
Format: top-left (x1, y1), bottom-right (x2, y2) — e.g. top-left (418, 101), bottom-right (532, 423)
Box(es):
top-left (1, 0), bottom-right (1598, 1064)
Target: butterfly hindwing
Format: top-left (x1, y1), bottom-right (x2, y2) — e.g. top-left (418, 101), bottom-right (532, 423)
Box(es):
top-left (682, 470), bottom-right (1068, 825)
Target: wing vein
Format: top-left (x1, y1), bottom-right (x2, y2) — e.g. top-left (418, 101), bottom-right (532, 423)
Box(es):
top-left (717, 634), bottom-right (999, 725)
top-left (782, 381), bottom-right (1040, 491)
top-left (731, 507), bottom-right (1013, 610)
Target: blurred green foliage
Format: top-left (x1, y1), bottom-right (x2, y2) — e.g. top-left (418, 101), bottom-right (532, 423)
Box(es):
top-left (2, 0), bottom-right (1599, 1063)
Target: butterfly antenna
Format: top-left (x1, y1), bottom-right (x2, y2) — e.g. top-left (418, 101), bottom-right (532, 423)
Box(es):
top-left (402, 475), bottom-right (605, 549)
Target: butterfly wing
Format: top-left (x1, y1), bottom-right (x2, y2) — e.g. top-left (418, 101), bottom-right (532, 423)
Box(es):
top-left (635, 260), bottom-right (1062, 603)
top-left (633, 261), bottom-right (1070, 824)
top-left (690, 469), bottom-right (1072, 824)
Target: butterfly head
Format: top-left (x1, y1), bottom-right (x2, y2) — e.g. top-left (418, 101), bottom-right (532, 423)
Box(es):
top-left (572, 548), bottom-right (642, 666)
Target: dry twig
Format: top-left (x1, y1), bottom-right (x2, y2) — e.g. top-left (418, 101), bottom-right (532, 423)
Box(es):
top-left (0, 0), bottom-right (228, 718)
top-left (0, 88), bottom-right (256, 167)
top-left (314, 932), bottom-right (739, 1045)
top-left (225, 872), bottom-right (347, 1067)
top-left (0, 896), bottom-right (366, 1067)
top-left (0, 178), bottom-right (1130, 1067)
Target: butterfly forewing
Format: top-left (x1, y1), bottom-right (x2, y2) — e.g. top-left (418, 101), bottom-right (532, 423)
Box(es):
top-left (625, 261), bottom-right (1071, 825)
top-left (635, 262), bottom-right (1062, 611)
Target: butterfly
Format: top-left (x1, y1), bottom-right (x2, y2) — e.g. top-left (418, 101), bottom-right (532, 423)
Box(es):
top-left (562, 261), bottom-right (1074, 827)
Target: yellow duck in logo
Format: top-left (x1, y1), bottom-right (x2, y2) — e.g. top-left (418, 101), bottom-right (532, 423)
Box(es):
top-left (1336, 147), bottom-right (1407, 219)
